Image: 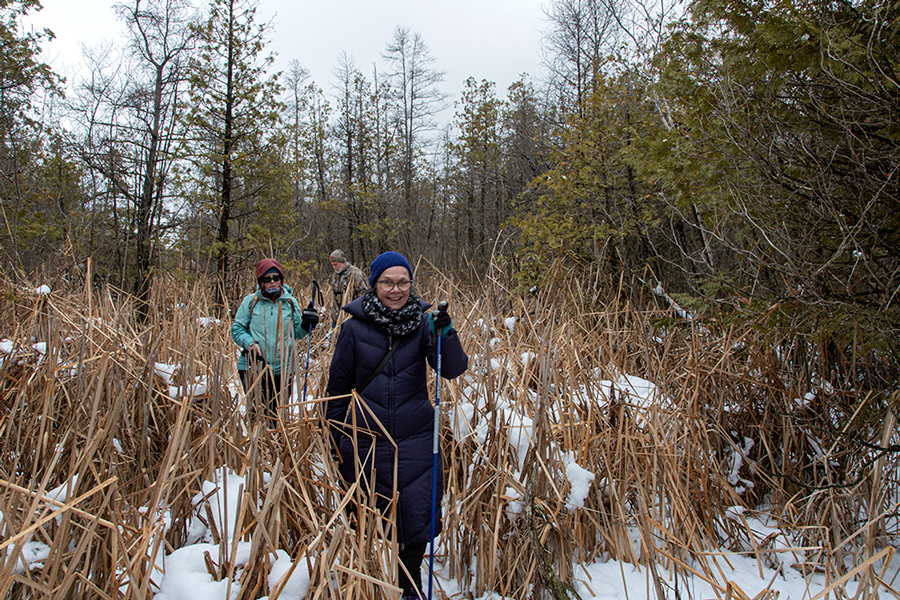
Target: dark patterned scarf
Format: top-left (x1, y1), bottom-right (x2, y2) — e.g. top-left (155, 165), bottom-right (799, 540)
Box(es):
top-left (362, 289), bottom-right (422, 337)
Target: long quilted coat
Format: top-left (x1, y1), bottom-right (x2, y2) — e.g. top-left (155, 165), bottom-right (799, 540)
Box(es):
top-left (325, 296), bottom-right (468, 545)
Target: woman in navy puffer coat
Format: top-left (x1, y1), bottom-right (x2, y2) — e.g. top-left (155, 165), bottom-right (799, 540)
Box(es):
top-left (325, 251), bottom-right (468, 599)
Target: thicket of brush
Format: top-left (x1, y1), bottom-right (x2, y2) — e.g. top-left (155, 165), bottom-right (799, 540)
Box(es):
top-left (0, 262), bottom-right (897, 600)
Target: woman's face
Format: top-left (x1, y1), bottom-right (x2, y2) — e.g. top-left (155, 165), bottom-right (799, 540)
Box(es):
top-left (260, 272), bottom-right (282, 294)
top-left (375, 265), bottom-right (411, 310)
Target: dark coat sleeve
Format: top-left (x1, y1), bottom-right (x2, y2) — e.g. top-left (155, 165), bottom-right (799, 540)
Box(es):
top-left (426, 326), bottom-right (468, 380)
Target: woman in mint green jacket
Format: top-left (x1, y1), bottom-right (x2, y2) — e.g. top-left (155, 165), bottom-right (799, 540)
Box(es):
top-left (231, 258), bottom-right (319, 421)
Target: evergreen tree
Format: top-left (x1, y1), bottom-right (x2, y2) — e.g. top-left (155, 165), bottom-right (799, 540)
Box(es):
top-left (514, 70), bottom-right (662, 288)
top-left (0, 0), bottom-right (57, 139)
top-left (643, 0), bottom-right (900, 383)
top-left (333, 57), bottom-right (405, 260)
top-left (184, 0), bottom-right (285, 306)
top-left (449, 78), bottom-right (506, 266)
top-left (0, 0), bottom-right (64, 272)
top-left (503, 78), bottom-right (551, 200)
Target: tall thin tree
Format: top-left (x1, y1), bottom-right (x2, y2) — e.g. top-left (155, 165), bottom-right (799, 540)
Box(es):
top-left (119, 0), bottom-right (196, 320)
top-left (382, 26), bottom-right (446, 250)
top-left (74, 0), bottom-right (195, 321)
top-left (186, 0), bottom-right (283, 308)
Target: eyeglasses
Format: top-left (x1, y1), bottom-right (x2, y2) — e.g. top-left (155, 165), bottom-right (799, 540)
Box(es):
top-left (376, 279), bottom-right (412, 291)
top-left (260, 275), bottom-right (282, 283)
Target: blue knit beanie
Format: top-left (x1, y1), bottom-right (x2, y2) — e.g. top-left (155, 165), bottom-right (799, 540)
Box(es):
top-left (368, 251), bottom-right (413, 287)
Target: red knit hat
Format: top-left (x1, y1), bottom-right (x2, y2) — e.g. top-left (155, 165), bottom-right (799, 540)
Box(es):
top-left (255, 258), bottom-right (284, 281)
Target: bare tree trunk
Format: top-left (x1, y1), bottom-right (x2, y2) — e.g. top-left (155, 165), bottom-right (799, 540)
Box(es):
top-left (133, 64), bottom-right (167, 323)
top-left (214, 0), bottom-right (237, 311)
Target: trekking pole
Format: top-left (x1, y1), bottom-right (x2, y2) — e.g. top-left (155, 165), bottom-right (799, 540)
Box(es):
top-left (427, 300), bottom-right (448, 600)
top-left (301, 279), bottom-right (318, 404)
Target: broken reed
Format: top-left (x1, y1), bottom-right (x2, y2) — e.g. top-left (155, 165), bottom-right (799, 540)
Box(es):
top-left (0, 265), bottom-right (895, 599)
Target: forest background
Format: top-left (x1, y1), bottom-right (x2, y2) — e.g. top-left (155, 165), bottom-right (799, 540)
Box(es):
top-left (2, 0), bottom-right (900, 598)
top-left (2, 0), bottom-right (899, 439)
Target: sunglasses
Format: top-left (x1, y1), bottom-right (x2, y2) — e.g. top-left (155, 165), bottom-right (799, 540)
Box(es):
top-left (260, 275), bottom-right (282, 283)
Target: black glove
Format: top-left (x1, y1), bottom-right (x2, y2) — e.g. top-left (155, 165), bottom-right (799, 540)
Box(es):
top-left (431, 302), bottom-right (451, 337)
top-left (301, 303), bottom-right (319, 332)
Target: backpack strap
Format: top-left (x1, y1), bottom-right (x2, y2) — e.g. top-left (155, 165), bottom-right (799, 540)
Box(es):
top-left (242, 295), bottom-right (296, 350)
top-left (356, 338), bottom-right (396, 393)
top-left (248, 294), bottom-right (296, 320)
top-left (239, 295), bottom-right (259, 358)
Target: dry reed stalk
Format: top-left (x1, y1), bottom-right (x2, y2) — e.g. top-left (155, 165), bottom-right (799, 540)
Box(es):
top-left (0, 266), bottom-right (894, 600)
top-left (428, 264), bottom-right (895, 598)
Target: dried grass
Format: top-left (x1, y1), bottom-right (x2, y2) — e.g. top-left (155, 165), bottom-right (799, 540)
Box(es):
top-left (0, 262), bottom-right (895, 599)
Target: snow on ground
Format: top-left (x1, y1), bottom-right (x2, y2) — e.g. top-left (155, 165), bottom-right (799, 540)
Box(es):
top-left (30, 285), bottom-right (52, 295)
top-left (144, 338), bottom-right (898, 600)
top-left (154, 362), bottom-right (210, 399)
top-left (8, 305), bottom-right (895, 598)
top-left (153, 468), bottom-right (311, 600)
top-left (9, 475), bottom-right (85, 576)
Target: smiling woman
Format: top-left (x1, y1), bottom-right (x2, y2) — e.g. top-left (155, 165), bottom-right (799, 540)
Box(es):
top-left (324, 250), bottom-right (468, 599)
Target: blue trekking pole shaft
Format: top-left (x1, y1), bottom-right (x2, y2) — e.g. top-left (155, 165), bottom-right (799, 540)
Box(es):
top-left (301, 279), bottom-right (317, 403)
top-left (427, 300), bottom-right (447, 600)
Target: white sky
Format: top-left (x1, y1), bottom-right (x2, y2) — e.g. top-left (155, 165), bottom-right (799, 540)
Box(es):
top-left (26, 0), bottom-right (549, 123)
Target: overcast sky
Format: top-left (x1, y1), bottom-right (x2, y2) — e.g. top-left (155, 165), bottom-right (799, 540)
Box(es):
top-left (26, 0), bottom-right (549, 122)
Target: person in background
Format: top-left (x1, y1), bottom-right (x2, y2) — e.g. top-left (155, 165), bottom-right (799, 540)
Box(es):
top-left (325, 251), bottom-right (467, 600)
top-left (231, 258), bottom-right (319, 423)
top-left (329, 249), bottom-right (368, 326)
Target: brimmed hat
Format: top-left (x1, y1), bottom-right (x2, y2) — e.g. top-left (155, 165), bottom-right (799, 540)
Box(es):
top-left (368, 251), bottom-right (412, 288)
top-left (255, 258), bottom-right (284, 281)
